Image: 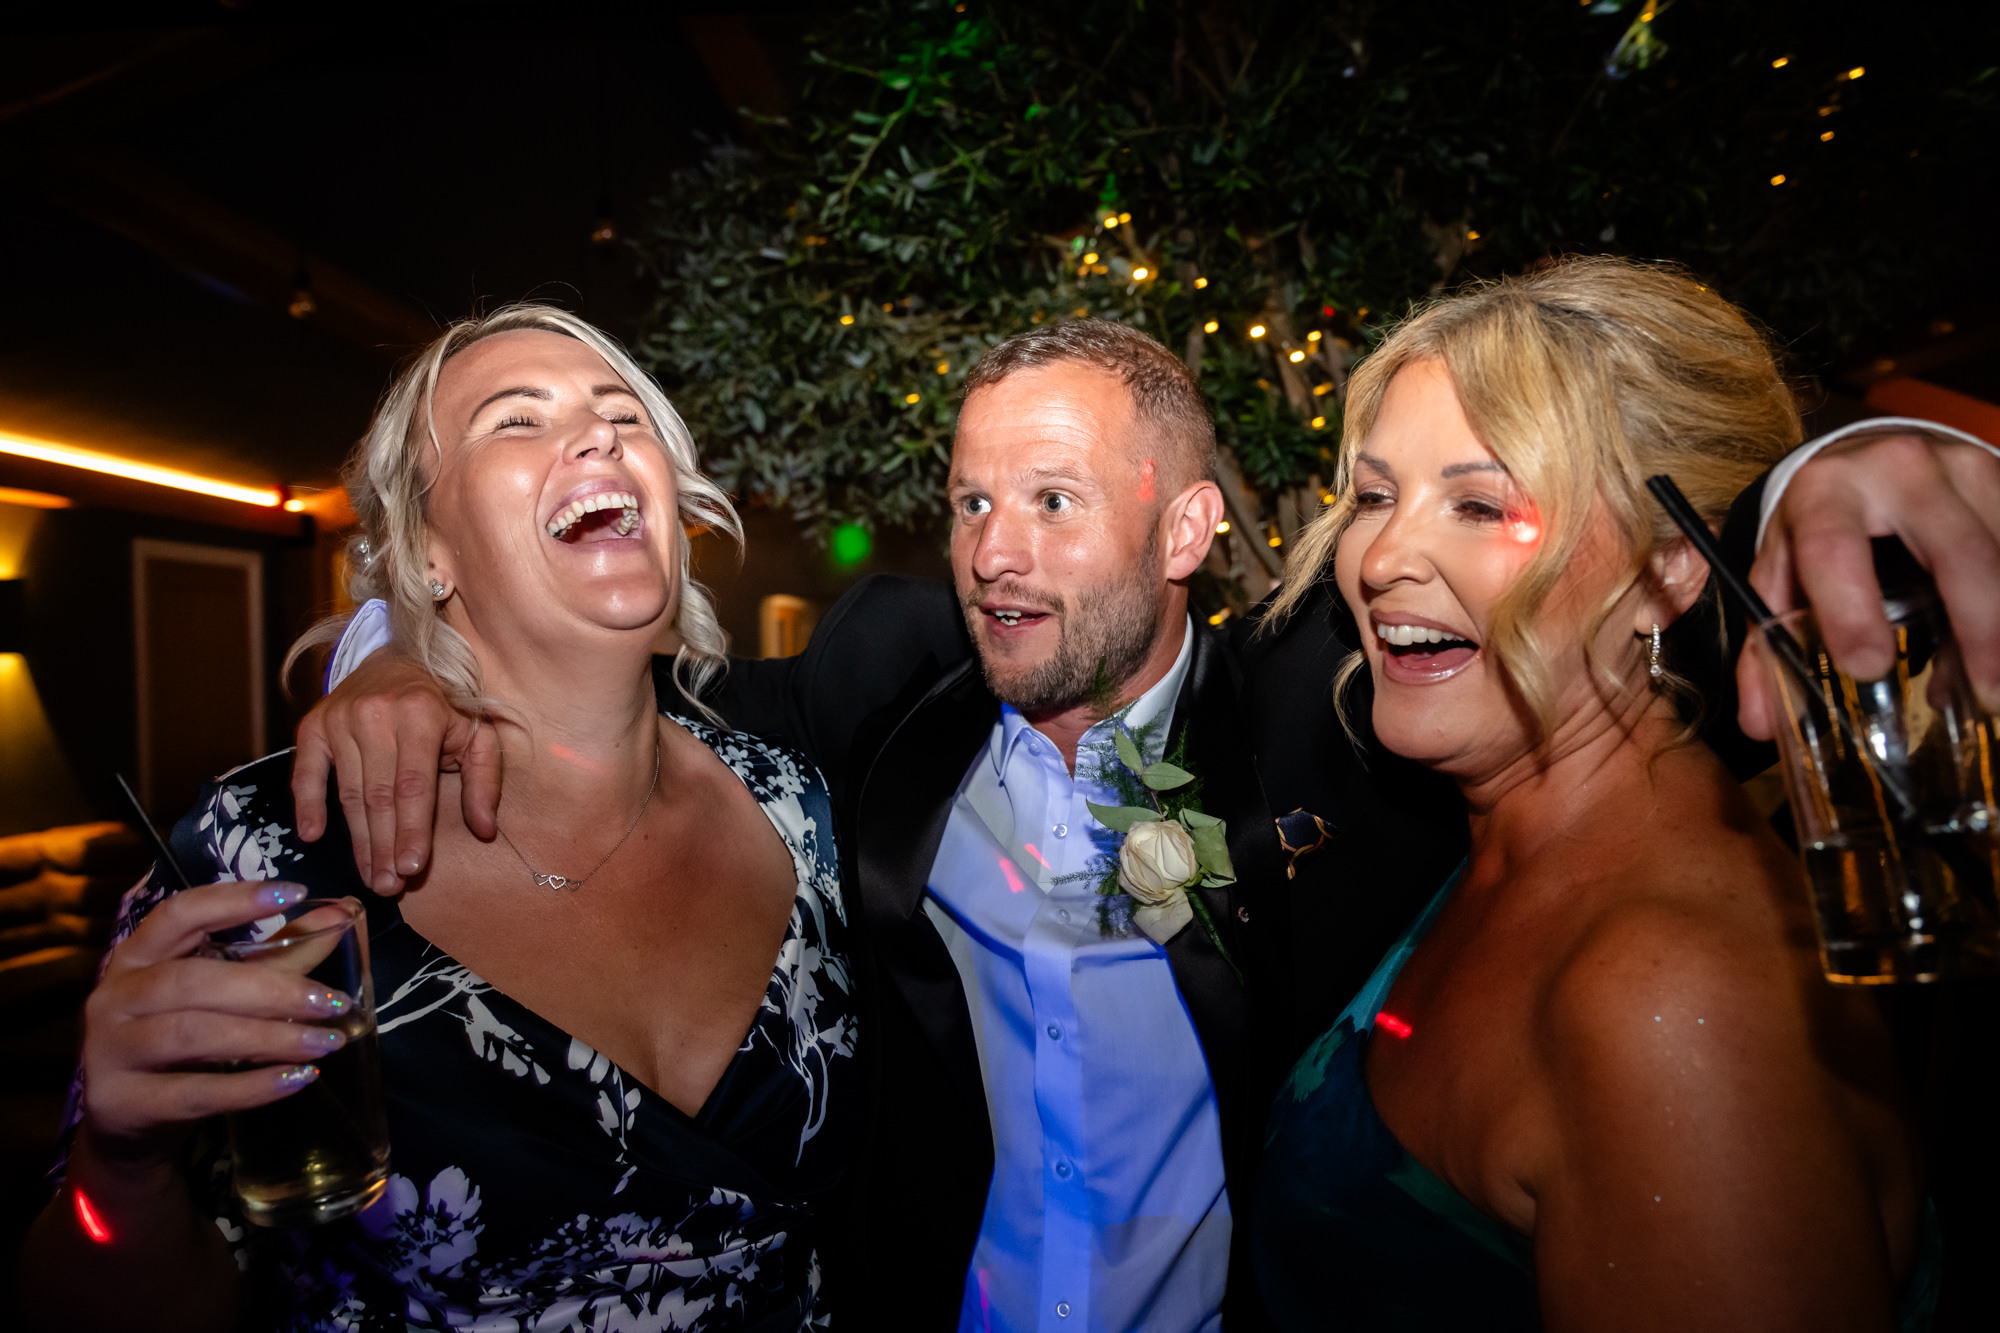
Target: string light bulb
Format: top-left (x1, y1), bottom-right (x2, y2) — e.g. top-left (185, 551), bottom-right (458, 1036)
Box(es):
top-left (1847, 66), bottom-right (1865, 80)
top-left (1118, 212), bottom-right (1131, 223)
top-left (1203, 320), bottom-right (1219, 333)
top-left (1307, 330), bottom-right (1322, 341)
top-left (1194, 277), bottom-right (1208, 289)
top-left (1311, 415), bottom-right (1326, 429)
top-left (1249, 324), bottom-right (1267, 338)
top-left (1821, 130), bottom-right (1835, 141)
top-left (1288, 350), bottom-right (1306, 363)
top-left (904, 392), bottom-right (921, 404)
top-left (1132, 267), bottom-right (1150, 281)
top-left (1082, 252), bottom-right (1098, 265)
top-left (936, 361), bottom-right (950, 374)
top-left (1771, 55), bottom-right (1790, 68)
top-left (1104, 215), bottom-right (1120, 228)
top-left (1215, 520), bottom-right (1231, 534)
top-left (1313, 383), bottom-right (1332, 396)
top-left (1467, 229), bottom-right (1481, 240)
top-left (840, 314), bottom-right (855, 325)
top-left (1770, 173), bottom-right (1787, 186)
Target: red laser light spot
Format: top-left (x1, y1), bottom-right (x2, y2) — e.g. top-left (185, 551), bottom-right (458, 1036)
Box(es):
top-left (1023, 843), bottom-right (1051, 870)
top-left (74, 1187), bottom-right (112, 1243)
top-left (1137, 459), bottom-right (1156, 503)
top-left (997, 854), bottom-right (1028, 893)
top-left (1377, 1012), bottom-right (1413, 1039)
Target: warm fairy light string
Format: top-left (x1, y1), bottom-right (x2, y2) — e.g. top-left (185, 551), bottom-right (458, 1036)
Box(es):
top-left (0, 434), bottom-right (282, 508)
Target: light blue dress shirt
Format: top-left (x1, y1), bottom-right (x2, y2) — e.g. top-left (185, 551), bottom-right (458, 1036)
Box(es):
top-left (924, 619), bottom-right (1228, 1333)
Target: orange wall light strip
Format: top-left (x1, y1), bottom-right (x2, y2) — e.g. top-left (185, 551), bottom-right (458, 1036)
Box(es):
top-left (0, 434), bottom-right (282, 508)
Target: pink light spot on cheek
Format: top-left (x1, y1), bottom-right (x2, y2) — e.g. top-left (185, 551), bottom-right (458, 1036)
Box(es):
top-left (1138, 458), bottom-right (1156, 503)
top-left (1508, 513), bottom-right (1541, 545)
top-left (998, 855), bottom-right (1028, 893)
top-left (1023, 843), bottom-right (1051, 870)
top-left (1377, 1012), bottom-right (1413, 1039)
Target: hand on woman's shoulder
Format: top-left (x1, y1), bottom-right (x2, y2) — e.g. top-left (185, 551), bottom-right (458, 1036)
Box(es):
top-left (1530, 852), bottom-right (1919, 1333)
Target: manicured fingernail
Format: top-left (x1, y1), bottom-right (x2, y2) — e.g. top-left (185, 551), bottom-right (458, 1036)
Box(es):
top-left (302, 1026), bottom-right (347, 1054)
top-left (398, 854), bottom-right (423, 875)
top-left (304, 989), bottom-right (352, 1017)
top-left (276, 1065), bottom-right (320, 1091)
top-left (257, 883), bottom-right (305, 909)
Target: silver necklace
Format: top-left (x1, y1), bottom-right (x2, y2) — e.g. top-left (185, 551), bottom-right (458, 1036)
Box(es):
top-left (494, 737), bottom-right (660, 891)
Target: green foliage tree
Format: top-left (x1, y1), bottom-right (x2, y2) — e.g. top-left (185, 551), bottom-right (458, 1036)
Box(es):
top-left (631, 0), bottom-right (1997, 604)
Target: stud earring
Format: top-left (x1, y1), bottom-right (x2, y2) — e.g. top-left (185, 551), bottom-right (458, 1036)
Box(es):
top-left (1648, 623), bottom-right (1663, 681)
top-left (431, 580), bottom-right (448, 600)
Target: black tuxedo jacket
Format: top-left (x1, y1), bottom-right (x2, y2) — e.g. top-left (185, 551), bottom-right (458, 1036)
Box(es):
top-left (695, 574), bottom-right (1468, 1329)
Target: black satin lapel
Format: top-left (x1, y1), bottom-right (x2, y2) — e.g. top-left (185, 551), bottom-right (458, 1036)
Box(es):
top-left (1162, 621), bottom-right (1282, 1011)
top-left (854, 658), bottom-right (997, 1114)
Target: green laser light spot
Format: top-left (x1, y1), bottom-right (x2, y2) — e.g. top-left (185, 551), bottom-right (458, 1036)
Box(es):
top-left (831, 523), bottom-right (872, 568)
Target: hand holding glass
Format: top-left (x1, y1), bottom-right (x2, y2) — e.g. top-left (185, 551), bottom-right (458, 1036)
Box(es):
top-left (1757, 595), bottom-right (2000, 983)
top-left (201, 897), bottom-right (390, 1226)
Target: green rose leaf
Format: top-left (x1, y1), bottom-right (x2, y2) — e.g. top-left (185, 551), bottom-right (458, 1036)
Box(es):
top-left (1085, 800), bottom-right (1160, 833)
top-left (1186, 819), bottom-right (1237, 883)
top-left (1142, 761), bottom-right (1196, 791)
top-left (1180, 808), bottom-right (1222, 829)
top-left (1114, 729), bottom-right (1145, 775)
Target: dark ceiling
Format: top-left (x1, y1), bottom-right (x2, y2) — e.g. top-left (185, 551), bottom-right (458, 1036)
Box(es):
top-left (0, 2), bottom-right (814, 496)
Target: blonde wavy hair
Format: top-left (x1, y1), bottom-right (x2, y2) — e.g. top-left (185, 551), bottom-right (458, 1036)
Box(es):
top-left (1271, 256), bottom-right (1801, 742)
top-left (287, 303), bottom-right (742, 720)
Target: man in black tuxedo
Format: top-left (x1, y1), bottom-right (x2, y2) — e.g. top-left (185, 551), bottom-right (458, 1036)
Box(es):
top-left (686, 324), bottom-right (1461, 1330)
top-left (294, 318), bottom-right (2000, 1330)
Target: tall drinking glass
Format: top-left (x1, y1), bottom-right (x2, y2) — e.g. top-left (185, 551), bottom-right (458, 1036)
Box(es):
top-left (1757, 594), bottom-right (2000, 983)
top-left (202, 896), bottom-right (390, 1226)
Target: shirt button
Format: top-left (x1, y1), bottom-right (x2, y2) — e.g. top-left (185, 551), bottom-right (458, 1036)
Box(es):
top-left (1056, 1302), bottom-right (1072, 1319)
top-left (1237, 905), bottom-right (1251, 923)
top-left (1054, 823), bottom-right (1068, 837)
top-left (1047, 1023), bottom-right (1061, 1040)
top-left (1054, 1160), bottom-right (1072, 1179)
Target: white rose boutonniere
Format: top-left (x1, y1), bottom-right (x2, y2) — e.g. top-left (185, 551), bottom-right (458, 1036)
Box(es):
top-left (1085, 727), bottom-right (1242, 979)
top-left (1118, 818), bottom-right (1201, 942)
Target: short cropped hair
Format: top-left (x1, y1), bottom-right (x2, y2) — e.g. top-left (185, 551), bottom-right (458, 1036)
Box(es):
top-left (286, 303), bottom-right (741, 718)
top-left (1275, 256), bottom-right (1801, 739)
top-left (963, 318), bottom-right (1218, 491)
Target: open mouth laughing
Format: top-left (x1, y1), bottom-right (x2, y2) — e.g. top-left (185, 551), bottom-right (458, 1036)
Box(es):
top-left (545, 485), bottom-right (643, 544)
top-left (1372, 615), bottom-right (1479, 682)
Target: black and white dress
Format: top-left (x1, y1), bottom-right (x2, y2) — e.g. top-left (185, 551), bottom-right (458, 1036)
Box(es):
top-left (59, 715), bottom-right (859, 1332)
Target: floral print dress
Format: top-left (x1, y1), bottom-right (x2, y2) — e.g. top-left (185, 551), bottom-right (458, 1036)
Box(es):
top-left (59, 715), bottom-right (859, 1332)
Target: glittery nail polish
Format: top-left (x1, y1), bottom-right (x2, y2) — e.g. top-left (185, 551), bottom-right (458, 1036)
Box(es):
top-left (276, 1065), bottom-right (320, 1091)
top-left (256, 883), bottom-right (305, 910)
top-left (305, 989), bottom-right (352, 1017)
top-left (303, 1026), bottom-right (347, 1053)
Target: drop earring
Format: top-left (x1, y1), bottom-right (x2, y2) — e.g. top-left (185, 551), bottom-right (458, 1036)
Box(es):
top-left (1648, 623), bottom-right (1663, 682)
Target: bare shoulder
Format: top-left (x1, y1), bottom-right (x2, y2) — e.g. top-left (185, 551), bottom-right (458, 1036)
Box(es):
top-left (1535, 758), bottom-right (1853, 1106)
top-left (1522, 772), bottom-right (1919, 1328)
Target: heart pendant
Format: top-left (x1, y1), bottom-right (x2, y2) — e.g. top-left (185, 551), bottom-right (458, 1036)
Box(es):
top-left (537, 874), bottom-right (570, 891)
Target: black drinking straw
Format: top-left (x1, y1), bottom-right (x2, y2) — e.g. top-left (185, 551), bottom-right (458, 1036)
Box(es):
top-left (1644, 474), bottom-right (1917, 823)
top-left (114, 772), bottom-right (193, 893)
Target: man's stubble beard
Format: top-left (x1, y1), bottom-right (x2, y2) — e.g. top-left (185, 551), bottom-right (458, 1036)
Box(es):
top-left (961, 529), bottom-right (1167, 717)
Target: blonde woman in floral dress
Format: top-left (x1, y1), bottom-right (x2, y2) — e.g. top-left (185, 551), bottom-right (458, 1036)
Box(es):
top-left (24, 306), bottom-right (858, 1332)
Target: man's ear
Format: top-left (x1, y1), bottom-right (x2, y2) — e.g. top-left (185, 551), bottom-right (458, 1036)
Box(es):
top-left (1634, 534), bottom-right (1710, 633)
top-left (1164, 480), bottom-right (1226, 581)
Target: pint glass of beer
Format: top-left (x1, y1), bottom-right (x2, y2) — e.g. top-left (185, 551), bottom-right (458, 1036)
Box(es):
top-left (202, 896), bottom-right (390, 1226)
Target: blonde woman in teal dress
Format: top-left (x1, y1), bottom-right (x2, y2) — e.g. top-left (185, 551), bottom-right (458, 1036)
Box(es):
top-left (1255, 257), bottom-right (1938, 1331)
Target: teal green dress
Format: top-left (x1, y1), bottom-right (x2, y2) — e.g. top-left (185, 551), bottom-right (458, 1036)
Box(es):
top-left (1253, 867), bottom-right (1942, 1331)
